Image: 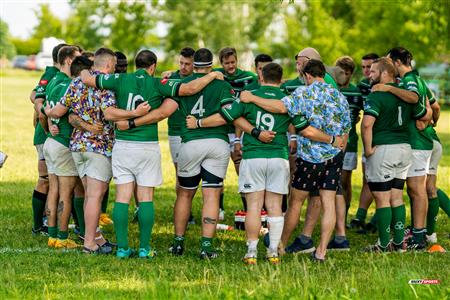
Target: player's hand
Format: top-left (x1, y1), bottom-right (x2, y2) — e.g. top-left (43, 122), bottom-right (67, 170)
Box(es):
top-left (115, 120), bottom-right (129, 130)
top-left (415, 119), bottom-right (428, 131)
top-left (333, 136), bottom-right (345, 150)
top-left (161, 71), bottom-right (173, 79)
top-left (239, 91), bottom-right (253, 103)
top-left (133, 102), bottom-right (151, 117)
top-left (289, 139), bottom-right (297, 154)
top-left (89, 122), bottom-right (104, 134)
top-left (49, 125), bottom-right (59, 136)
top-left (211, 71), bottom-right (224, 81)
top-left (364, 146), bottom-right (377, 157)
top-left (44, 103), bottom-right (52, 116)
top-left (371, 84), bottom-right (391, 93)
top-left (186, 115), bottom-right (198, 129)
top-left (258, 130), bottom-right (276, 143)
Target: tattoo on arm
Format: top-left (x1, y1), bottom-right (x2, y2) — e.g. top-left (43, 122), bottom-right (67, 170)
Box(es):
top-left (203, 217), bottom-right (217, 224)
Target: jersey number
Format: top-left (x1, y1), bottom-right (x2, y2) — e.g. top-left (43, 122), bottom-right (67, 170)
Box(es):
top-left (127, 93), bottom-right (144, 110)
top-left (397, 106), bottom-right (403, 126)
top-left (256, 111), bottom-right (275, 131)
top-left (191, 95), bottom-right (205, 117)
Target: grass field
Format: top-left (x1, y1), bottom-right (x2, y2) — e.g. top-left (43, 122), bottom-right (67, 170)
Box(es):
top-left (0, 68), bottom-right (449, 299)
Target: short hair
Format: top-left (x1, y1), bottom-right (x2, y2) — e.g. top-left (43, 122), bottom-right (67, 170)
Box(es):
top-left (219, 47), bottom-right (237, 63)
top-left (193, 48), bottom-right (213, 67)
top-left (70, 55), bottom-right (93, 77)
top-left (135, 49), bottom-right (157, 69)
top-left (52, 43), bottom-right (68, 63)
top-left (57, 46), bottom-right (79, 66)
top-left (82, 52), bottom-right (94, 60)
top-left (180, 47), bottom-right (195, 58)
top-left (262, 62), bottom-right (282, 84)
top-left (302, 59), bottom-right (326, 78)
top-left (362, 53), bottom-right (379, 60)
top-left (335, 56), bottom-right (356, 74)
top-left (115, 51), bottom-right (128, 66)
top-left (254, 54), bottom-right (273, 67)
top-left (387, 47), bottom-right (412, 66)
top-left (94, 47), bottom-right (116, 68)
top-left (373, 57), bottom-right (396, 78)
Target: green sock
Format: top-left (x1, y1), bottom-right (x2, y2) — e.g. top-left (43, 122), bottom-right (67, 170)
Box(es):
top-left (426, 197), bottom-right (439, 234)
top-left (438, 189), bottom-right (450, 217)
top-left (101, 187), bottom-right (110, 213)
top-left (57, 230), bottom-right (69, 240)
top-left (369, 211), bottom-right (378, 226)
top-left (113, 202), bottom-right (129, 249)
top-left (200, 237), bottom-right (213, 252)
top-left (138, 201), bottom-right (155, 250)
top-left (32, 190), bottom-right (47, 229)
top-left (48, 226), bottom-right (57, 238)
top-left (376, 207), bottom-right (392, 248)
top-left (391, 205), bottom-right (406, 245)
top-left (355, 208), bottom-right (367, 222)
top-left (174, 235), bottom-right (185, 247)
top-left (73, 197), bottom-right (85, 236)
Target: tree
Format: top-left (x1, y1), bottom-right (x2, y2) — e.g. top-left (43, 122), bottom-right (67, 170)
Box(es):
top-left (31, 4), bottom-right (63, 40)
top-left (0, 19), bottom-right (16, 59)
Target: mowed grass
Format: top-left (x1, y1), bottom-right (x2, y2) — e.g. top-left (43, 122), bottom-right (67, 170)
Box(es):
top-left (0, 68), bottom-right (449, 299)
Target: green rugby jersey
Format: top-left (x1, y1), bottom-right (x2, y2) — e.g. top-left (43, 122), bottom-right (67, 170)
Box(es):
top-left (280, 72), bottom-right (337, 95)
top-left (174, 73), bottom-right (235, 143)
top-left (33, 66), bottom-right (59, 145)
top-left (424, 85), bottom-right (440, 143)
top-left (96, 69), bottom-right (181, 142)
top-left (364, 83), bottom-right (413, 146)
top-left (399, 71), bottom-right (433, 150)
top-left (44, 72), bottom-right (73, 147)
top-left (215, 67), bottom-right (257, 94)
top-left (242, 79), bottom-right (260, 92)
top-left (220, 85), bottom-right (309, 160)
top-left (357, 77), bottom-right (371, 100)
top-left (167, 71), bottom-right (189, 136)
top-left (340, 83), bottom-right (364, 153)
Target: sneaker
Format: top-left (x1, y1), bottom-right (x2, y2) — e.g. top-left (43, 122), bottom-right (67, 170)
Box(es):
top-left (266, 252), bottom-right (281, 265)
top-left (99, 213), bottom-right (113, 226)
top-left (97, 242), bottom-right (113, 254)
top-left (54, 239), bottom-right (80, 249)
top-left (310, 250), bottom-right (325, 263)
top-left (132, 207), bottom-right (139, 223)
top-left (188, 214), bottom-right (196, 225)
top-left (363, 243), bottom-right (389, 253)
top-left (32, 226), bottom-right (48, 236)
top-left (285, 237), bottom-right (316, 254)
top-left (242, 252), bottom-right (257, 265)
top-left (47, 237), bottom-right (57, 247)
top-left (391, 241), bottom-right (407, 253)
top-left (0, 151), bottom-right (8, 168)
top-left (116, 247), bottom-right (134, 258)
top-left (426, 232), bottom-right (437, 244)
top-left (139, 248), bottom-right (156, 259)
top-left (169, 244), bottom-right (184, 256)
top-left (199, 250), bottom-right (219, 260)
top-left (349, 218), bottom-right (365, 230)
top-left (407, 240), bottom-right (427, 251)
top-left (218, 209), bottom-right (225, 221)
top-left (327, 238), bottom-right (350, 251)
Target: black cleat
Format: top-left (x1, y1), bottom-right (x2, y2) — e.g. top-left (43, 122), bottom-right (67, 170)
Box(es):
top-left (199, 250), bottom-right (219, 260)
top-left (169, 244), bottom-right (184, 256)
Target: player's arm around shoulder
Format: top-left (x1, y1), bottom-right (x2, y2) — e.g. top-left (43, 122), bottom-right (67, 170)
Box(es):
top-left (239, 90), bottom-right (287, 114)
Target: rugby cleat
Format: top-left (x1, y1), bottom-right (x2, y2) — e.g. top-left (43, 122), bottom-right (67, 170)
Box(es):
top-left (139, 248), bottom-right (156, 260)
top-left (47, 237), bottom-right (57, 248)
top-left (169, 244), bottom-right (184, 256)
top-left (54, 238), bottom-right (80, 249)
top-left (426, 232), bottom-right (437, 244)
top-left (199, 250), bottom-right (219, 260)
top-left (32, 226), bottom-right (48, 236)
top-left (116, 247), bottom-right (135, 258)
top-left (99, 213), bottom-right (113, 226)
top-left (242, 253), bottom-right (257, 265)
top-left (266, 252), bottom-right (281, 265)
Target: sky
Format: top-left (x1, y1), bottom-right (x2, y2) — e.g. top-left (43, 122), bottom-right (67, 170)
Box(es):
top-left (0, 0), bottom-right (71, 38)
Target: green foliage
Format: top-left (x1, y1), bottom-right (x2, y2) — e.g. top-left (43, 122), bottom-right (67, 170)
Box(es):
top-left (31, 4), bottom-right (63, 40)
top-left (10, 38), bottom-right (40, 56)
top-left (0, 19), bottom-right (16, 59)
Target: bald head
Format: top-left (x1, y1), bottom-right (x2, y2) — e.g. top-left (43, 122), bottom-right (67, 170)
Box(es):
top-left (295, 47), bottom-right (322, 75)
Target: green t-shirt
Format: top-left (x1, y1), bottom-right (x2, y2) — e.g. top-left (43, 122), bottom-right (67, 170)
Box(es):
top-left (33, 66), bottom-right (59, 145)
top-left (43, 72), bottom-right (73, 147)
top-left (364, 84), bottom-right (413, 146)
top-left (340, 83), bottom-right (364, 153)
top-left (399, 71), bottom-right (433, 150)
top-left (280, 72), bottom-right (337, 95)
top-left (167, 71), bottom-right (189, 136)
top-left (96, 69), bottom-right (181, 142)
top-left (215, 67), bottom-right (258, 95)
top-left (174, 73), bottom-right (235, 143)
top-left (242, 79), bottom-right (261, 92)
top-left (357, 77), bottom-right (371, 100)
top-left (424, 84), bottom-right (440, 143)
top-left (220, 86), bottom-right (309, 160)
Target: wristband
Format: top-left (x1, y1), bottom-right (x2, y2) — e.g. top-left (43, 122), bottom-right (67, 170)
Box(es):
top-left (290, 134), bottom-right (298, 141)
top-left (233, 138), bottom-right (241, 144)
top-left (128, 119), bottom-right (136, 129)
top-left (330, 136), bottom-right (336, 145)
top-left (196, 119), bottom-right (202, 128)
top-left (251, 127), bottom-right (261, 139)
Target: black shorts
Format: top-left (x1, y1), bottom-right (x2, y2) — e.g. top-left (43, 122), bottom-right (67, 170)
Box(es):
top-left (292, 152), bottom-right (344, 192)
top-left (310, 181), bottom-right (343, 197)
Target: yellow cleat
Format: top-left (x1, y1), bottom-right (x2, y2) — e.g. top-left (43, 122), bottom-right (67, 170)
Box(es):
top-left (266, 253), bottom-right (281, 265)
top-left (48, 237), bottom-right (57, 248)
top-left (54, 238), bottom-right (80, 249)
top-left (242, 254), bottom-right (257, 265)
top-left (99, 213), bottom-right (114, 226)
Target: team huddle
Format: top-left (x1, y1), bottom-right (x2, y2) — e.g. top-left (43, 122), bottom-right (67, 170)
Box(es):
top-left (28, 43), bottom-right (449, 263)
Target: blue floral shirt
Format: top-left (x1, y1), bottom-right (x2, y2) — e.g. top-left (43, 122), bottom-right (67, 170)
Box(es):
top-left (282, 81), bottom-right (351, 163)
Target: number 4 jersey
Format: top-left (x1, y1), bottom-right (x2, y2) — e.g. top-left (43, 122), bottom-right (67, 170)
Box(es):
top-left (173, 73), bottom-right (235, 143)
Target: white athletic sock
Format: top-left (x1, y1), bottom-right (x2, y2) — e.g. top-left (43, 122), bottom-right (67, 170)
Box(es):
top-left (247, 239), bottom-right (258, 256)
top-left (267, 216), bottom-right (284, 254)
